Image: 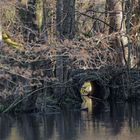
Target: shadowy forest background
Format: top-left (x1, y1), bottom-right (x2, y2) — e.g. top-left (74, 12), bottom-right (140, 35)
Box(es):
top-left (0, 0), bottom-right (140, 112)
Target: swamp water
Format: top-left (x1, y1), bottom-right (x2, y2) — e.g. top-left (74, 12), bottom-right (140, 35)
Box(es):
top-left (0, 101), bottom-right (140, 140)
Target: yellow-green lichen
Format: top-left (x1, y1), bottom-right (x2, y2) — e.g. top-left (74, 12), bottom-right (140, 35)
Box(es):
top-left (80, 82), bottom-right (92, 95)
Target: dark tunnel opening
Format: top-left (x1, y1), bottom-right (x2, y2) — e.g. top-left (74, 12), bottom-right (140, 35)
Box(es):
top-left (80, 80), bottom-right (106, 100)
top-left (79, 80), bottom-right (107, 111)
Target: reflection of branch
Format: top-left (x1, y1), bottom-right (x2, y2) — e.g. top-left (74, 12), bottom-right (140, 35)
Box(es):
top-left (76, 11), bottom-right (115, 30)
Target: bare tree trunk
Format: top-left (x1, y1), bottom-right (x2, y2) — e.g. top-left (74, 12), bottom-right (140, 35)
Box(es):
top-left (0, 5), bottom-right (2, 46)
top-left (56, 0), bottom-right (63, 38)
top-left (107, 0), bottom-right (129, 66)
top-left (54, 51), bottom-right (66, 104)
top-left (62, 0), bottom-right (75, 39)
top-left (107, 0), bottom-right (123, 33)
top-left (35, 0), bottom-right (43, 32)
top-left (0, 22), bottom-right (2, 46)
top-left (56, 0), bottom-right (75, 39)
top-left (34, 0), bottom-right (48, 43)
top-left (19, 0), bottom-right (47, 44)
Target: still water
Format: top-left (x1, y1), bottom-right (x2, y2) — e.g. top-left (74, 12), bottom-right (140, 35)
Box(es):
top-left (0, 101), bottom-right (140, 140)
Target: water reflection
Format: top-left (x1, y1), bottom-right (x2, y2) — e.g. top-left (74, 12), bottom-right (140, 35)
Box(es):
top-left (1, 102), bottom-right (140, 140)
